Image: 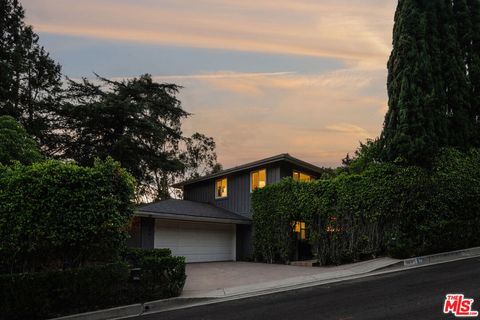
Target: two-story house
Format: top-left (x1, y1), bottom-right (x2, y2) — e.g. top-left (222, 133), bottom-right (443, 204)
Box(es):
top-left (131, 154), bottom-right (325, 263)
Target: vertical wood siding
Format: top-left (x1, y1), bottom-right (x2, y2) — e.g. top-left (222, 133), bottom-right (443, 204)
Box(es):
top-left (184, 165), bottom-right (282, 217)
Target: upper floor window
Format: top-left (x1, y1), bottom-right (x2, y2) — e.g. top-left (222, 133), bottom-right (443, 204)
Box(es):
top-left (215, 177), bottom-right (228, 198)
top-left (293, 171), bottom-right (312, 182)
top-left (251, 169), bottom-right (266, 191)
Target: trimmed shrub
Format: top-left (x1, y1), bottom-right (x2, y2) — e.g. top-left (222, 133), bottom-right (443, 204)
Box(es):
top-left (121, 247), bottom-right (172, 266)
top-left (0, 262), bottom-right (130, 320)
top-left (121, 247), bottom-right (186, 299)
top-left (0, 249), bottom-right (187, 320)
top-left (0, 158), bottom-right (136, 273)
top-left (135, 255), bottom-right (186, 299)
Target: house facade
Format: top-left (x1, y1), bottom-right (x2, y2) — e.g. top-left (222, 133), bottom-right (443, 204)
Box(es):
top-left (130, 154), bottom-right (325, 263)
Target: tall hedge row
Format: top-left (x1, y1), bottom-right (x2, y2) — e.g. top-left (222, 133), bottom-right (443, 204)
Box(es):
top-left (252, 148), bottom-right (480, 264)
top-left (0, 248), bottom-right (187, 320)
top-left (0, 158), bottom-right (136, 273)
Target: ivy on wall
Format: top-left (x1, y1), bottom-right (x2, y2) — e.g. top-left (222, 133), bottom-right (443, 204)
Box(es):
top-left (252, 148), bottom-right (480, 265)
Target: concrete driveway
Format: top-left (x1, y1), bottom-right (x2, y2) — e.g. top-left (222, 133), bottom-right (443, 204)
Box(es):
top-left (184, 261), bottom-right (338, 292)
top-left (182, 258), bottom-right (400, 297)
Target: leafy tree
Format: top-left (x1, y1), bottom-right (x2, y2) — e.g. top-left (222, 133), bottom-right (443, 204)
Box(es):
top-left (181, 133), bottom-right (220, 179)
top-left (0, 115), bottom-right (42, 164)
top-left (61, 74), bottom-right (219, 200)
top-left (0, 0), bottom-right (63, 153)
top-left (341, 138), bottom-right (382, 173)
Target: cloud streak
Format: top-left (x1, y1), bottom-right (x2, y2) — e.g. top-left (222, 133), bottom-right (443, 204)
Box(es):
top-left (22, 0), bottom-right (395, 67)
top-left (152, 69), bottom-right (386, 167)
top-left (20, 0), bottom-right (395, 168)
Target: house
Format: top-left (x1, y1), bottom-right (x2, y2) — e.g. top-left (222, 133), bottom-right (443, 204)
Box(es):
top-left (130, 153), bottom-right (325, 263)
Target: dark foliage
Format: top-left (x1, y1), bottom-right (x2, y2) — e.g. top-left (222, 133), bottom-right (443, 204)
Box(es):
top-left (0, 115), bottom-right (42, 164)
top-left (0, 158), bottom-right (136, 273)
top-left (0, 248), bottom-right (186, 320)
top-left (0, 0), bottom-right (63, 153)
top-left (381, 0), bottom-right (480, 165)
top-left (253, 148), bottom-right (480, 264)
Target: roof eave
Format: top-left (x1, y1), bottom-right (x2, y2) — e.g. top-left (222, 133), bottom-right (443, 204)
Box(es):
top-left (136, 210), bottom-right (252, 225)
top-left (172, 153), bottom-right (325, 188)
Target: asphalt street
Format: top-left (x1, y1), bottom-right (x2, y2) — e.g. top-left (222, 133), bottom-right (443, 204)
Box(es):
top-left (134, 257), bottom-right (480, 320)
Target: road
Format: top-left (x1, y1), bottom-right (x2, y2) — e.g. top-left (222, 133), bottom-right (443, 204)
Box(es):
top-left (135, 258), bottom-right (480, 320)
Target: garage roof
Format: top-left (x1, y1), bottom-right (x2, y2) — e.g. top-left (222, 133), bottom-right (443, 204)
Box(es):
top-left (137, 199), bottom-right (251, 224)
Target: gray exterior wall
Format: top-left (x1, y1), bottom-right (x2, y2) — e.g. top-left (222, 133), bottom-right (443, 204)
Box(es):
top-left (183, 162), bottom-right (319, 217)
top-left (184, 164), bottom-right (282, 217)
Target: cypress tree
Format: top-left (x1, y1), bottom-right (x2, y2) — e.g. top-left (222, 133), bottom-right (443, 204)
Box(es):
top-left (381, 0), bottom-right (440, 165)
top-left (381, 0), bottom-right (480, 165)
top-left (440, 0), bottom-right (472, 148)
top-left (466, 0), bottom-right (480, 145)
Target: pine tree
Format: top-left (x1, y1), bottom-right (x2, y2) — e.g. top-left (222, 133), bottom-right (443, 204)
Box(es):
top-left (0, 0), bottom-right (63, 155)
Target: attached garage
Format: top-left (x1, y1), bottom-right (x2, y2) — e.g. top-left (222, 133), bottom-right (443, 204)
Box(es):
top-left (134, 199), bottom-right (251, 263)
top-left (154, 219), bottom-right (236, 262)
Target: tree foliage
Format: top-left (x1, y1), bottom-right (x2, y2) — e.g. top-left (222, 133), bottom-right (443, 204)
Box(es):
top-left (0, 0), bottom-right (63, 153)
top-left (60, 74), bottom-right (219, 200)
top-left (0, 115), bottom-right (42, 164)
top-left (0, 1), bottom-right (220, 200)
top-left (60, 74), bottom-right (187, 199)
top-left (381, 0), bottom-right (480, 165)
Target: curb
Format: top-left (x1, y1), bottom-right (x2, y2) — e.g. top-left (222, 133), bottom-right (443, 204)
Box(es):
top-left (53, 246), bottom-right (480, 320)
top-left (403, 246), bottom-right (480, 267)
top-left (53, 304), bottom-right (143, 320)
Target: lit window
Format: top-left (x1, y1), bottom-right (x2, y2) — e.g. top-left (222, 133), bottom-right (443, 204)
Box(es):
top-left (251, 169), bottom-right (266, 191)
top-left (293, 221), bottom-right (306, 240)
top-left (215, 178), bottom-right (228, 198)
top-left (293, 171), bottom-right (312, 182)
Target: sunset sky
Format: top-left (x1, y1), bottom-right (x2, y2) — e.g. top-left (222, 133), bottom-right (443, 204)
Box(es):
top-left (21, 0), bottom-right (397, 168)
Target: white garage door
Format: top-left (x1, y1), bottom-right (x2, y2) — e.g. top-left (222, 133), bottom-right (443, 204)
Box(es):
top-left (154, 219), bottom-right (236, 263)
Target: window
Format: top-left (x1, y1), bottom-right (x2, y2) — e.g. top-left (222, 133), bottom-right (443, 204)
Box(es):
top-left (215, 177), bottom-right (228, 198)
top-left (293, 221), bottom-right (306, 240)
top-left (251, 169), bottom-right (266, 191)
top-left (293, 170), bottom-right (312, 182)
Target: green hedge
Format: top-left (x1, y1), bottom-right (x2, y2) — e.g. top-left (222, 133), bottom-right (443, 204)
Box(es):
top-left (0, 263), bottom-right (130, 320)
top-left (252, 148), bottom-right (480, 264)
top-left (121, 247), bottom-right (186, 300)
top-left (0, 158), bottom-right (136, 273)
top-left (0, 248), bottom-right (186, 320)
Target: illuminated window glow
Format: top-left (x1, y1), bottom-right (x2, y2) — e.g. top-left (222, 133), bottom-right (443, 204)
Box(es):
top-left (293, 171), bottom-right (312, 182)
top-left (293, 221), bottom-right (306, 240)
top-left (251, 169), bottom-right (266, 191)
top-left (215, 177), bottom-right (228, 198)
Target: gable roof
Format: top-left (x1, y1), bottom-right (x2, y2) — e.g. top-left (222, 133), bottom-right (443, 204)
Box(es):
top-left (137, 199), bottom-right (251, 224)
top-left (172, 153), bottom-right (324, 188)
